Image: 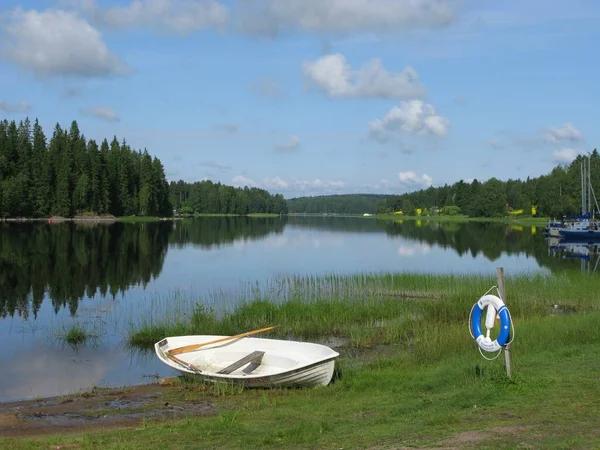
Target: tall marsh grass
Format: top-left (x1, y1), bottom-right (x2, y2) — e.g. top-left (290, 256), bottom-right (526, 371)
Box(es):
top-left (126, 270), bottom-right (600, 356)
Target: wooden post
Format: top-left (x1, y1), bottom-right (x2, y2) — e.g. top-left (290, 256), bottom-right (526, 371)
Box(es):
top-left (496, 267), bottom-right (512, 378)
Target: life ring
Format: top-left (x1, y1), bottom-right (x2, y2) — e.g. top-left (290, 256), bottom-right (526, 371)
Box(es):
top-left (470, 294), bottom-right (511, 352)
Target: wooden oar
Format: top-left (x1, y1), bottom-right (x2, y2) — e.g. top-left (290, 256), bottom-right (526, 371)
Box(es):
top-left (157, 339), bottom-right (202, 372)
top-left (168, 326), bottom-right (277, 356)
top-left (165, 352), bottom-right (202, 373)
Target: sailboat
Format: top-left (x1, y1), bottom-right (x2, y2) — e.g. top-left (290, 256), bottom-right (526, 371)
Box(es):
top-left (559, 155), bottom-right (600, 241)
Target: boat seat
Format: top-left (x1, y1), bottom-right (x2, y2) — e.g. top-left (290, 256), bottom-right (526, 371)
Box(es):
top-left (217, 351), bottom-right (265, 375)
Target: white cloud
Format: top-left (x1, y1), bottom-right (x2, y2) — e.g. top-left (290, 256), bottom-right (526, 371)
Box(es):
top-left (71, 0), bottom-right (228, 34)
top-left (552, 148), bottom-right (585, 165)
top-left (398, 171), bottom-right (433, 188)
top-left (543, 123), bottom-right (583, 144)
top-left (232, 175), bottom-right (257, 188)
top-left (1, 8), bottom-right (129, 78)
top-left (232, 175), bottom-right (345, 194)
top-left (239, 0), bottom-right (461, 35)
top-left (370, 100), bottom-right (450, 142)
top-left (81, 105), bottom-right (120, 122)
top-left (274, 135), bottom-right (301, 153)
top-left (302, 53), bottom-right (425, 100)
top-left (0, 99), bottom-right (32, 113)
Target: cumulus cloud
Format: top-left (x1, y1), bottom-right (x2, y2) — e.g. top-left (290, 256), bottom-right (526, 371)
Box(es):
top-left (398, 171), bottom-right (433, 188)
top-left (81, 105), bottom-right (120, 122)
top-left (552, 148), bottom-right (585, 165)
top-left (274, 135), bottom-right (301, 154)
top-left (238, 0), bottom-right (460, 36)
top-left (303, 53), bottom-right (425, 100)
top-left (232, 175), bottom-right (345, 193)
top-left (1, 8), bottom-right (129, 78)
top-left (370, 100), bottom-right (450, 142)
top-left (249, 77), bottom-right (282, 99)
top-left (70, 0), bottom-right (228, 34)
top-left (543, 123), bottom-right (583, 144)
top-left (0, 99), bottom-right (32, 113)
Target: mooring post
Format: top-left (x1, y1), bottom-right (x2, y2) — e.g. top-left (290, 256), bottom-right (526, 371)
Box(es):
top-left (496, 267), bottom-right (512, 378)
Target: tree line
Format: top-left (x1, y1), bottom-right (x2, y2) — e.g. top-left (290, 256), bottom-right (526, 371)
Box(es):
top-left (287, 194), bottom-right (387, 214)
top-left (169, 179), bottom-right (288, 215)
top-left (0, 118), bottom-right (172, 218)
top-left (378, 150), bottom-right (600, 218)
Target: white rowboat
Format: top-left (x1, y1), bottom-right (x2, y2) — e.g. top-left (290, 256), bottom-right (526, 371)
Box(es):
top-left (155, 335), bottom-right (340, 388)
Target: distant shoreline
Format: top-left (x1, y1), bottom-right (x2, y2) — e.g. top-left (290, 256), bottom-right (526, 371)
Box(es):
top-left (0, 213), bottom-right (284, 223)
top-left (0, 213), bottom-right (549, 226)
top-left (0, 215), bottom-right (174, 223)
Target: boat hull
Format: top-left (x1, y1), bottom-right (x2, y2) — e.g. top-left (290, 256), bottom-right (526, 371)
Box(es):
top-left (171, 358), bottom-right (337, 388)
top-left (154, 335), bottom-right (339, 388)
top-left (559, 229), bottom-right (600, 241)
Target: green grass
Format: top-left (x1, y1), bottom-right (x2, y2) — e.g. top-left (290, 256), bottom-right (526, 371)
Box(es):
top-left (192, 213), bottom-right (239, 217)
top-left (126, 271), bottom-right (600, 350)
top-left (179, 213), bottom-right (282, 218)
top-left (372, 213), bottom-right (550, 226)
top-left (5, 271), bottom-right (600, 449)
top-left (117, 215), bottom-right (165, 222)
top-left (52, 322), bottom-right (102, 349)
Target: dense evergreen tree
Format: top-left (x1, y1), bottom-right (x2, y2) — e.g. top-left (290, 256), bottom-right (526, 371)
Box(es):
top-left (287, 194), bottom-right (388, 214)
top-left (169, 179), bottom-right (288, 215)
top-left (377, 151), bottom-right (600, 218)
top-left (0, 118), bottom-right (172, 218)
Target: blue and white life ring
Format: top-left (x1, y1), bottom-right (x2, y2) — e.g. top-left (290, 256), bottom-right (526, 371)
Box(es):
top-left (470, 294), bottom-right (511, 352)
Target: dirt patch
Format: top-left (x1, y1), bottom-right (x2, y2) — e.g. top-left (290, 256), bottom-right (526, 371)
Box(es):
top-left (0, 381), bottom-right (217, 438)
top-left (435, 425), bottom-right (533, 449)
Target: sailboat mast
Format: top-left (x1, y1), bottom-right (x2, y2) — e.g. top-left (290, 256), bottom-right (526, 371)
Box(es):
top-left (581, 160), bottom-right (585, 215)
top-left (589, 154), bottom-right (592, 217)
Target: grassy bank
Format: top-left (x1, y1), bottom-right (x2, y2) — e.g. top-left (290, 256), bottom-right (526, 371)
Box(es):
top-left (126, 272), bottom-right (598, 350)
top-left (176, 213), bottom-right (283, 218)
top-left (117, 216), bottom-right (169, 223)
top-left (247, 213), bottom-right (281, 218)
top-left (372, 213), bottom-right (549, 226)
top-left (4, 272), bottom-right (600, 449)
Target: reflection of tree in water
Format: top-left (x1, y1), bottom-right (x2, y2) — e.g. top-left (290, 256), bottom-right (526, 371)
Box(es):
top-left (0, 222), bottom-right (172, 319)
top-left (379, 220), bottom-right (587, 273)
top-left (286, 216), bottom-right (384, 233)
top-left (168, 216), bottom-right (287, 249)
top-left (283, 217), bottom-right (577, 271)
top-left (0, 216), bottom-right (587, 320)
top-left (0, 217), bottom-right (290, 319)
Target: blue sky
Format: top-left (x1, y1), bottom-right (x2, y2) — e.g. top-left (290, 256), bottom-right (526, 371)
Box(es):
top-left (1, 0), bottom-right (599, 198)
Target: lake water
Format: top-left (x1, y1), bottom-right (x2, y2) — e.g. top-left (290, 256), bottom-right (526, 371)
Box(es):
top-left (0, 216), bottom-right (595, 402)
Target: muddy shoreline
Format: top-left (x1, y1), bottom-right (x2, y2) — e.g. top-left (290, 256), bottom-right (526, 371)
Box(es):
top-left (0, 378), bottom-right (217, 438)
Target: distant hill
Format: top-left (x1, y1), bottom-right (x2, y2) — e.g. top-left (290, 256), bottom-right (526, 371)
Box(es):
top-left (286, 194), bottom-right (389, 214)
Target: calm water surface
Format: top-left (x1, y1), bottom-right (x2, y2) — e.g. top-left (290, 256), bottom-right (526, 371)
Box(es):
top-left (0, 216), bottom-right (594, 402)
